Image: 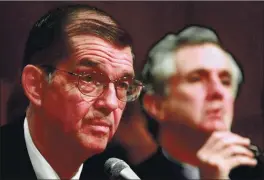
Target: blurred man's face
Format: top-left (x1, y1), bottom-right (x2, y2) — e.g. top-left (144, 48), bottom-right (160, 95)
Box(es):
top-left (162, 43), bottom-right (235, 133)
top-left (41, 35), bottom-right (134, 154)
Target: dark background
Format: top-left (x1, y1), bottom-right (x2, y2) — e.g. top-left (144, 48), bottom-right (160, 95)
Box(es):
top-left (0, 1), bottom-right (263, 149)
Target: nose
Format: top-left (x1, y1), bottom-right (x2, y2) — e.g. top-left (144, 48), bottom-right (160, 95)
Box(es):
top-left (94, 83), bottom-right (119, 114)
top-left (206, 76), bottom-right (225, 100)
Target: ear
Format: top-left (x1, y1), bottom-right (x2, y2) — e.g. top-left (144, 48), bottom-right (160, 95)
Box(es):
top-left (142, 93), bottom-right (166, 122)
top-left (21, 65), bottom-right (45, 107)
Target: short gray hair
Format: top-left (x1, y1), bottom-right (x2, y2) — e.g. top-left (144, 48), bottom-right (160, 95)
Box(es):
top-left (141, 26), bottom-right (243, 97)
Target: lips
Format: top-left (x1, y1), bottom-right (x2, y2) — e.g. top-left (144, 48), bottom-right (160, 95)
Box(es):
top-left (81, 122), bottom-right (110, 135)
top-left (207, 113), bottom-right (221, 120)
top-left (206, 108), bottom-right (223, 119)
top-left (90, 120), bottom-right (111, 127)
top-left (83, 114), bottom-right (112, 126)
top-left (90, 124), bottom-right (110, 135)
top-left (81, 117), bottom-right (112, 135)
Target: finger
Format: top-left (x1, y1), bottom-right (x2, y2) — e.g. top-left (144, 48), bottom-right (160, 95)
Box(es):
top-left (201, 131), bottom-right (229, 152)
top-left (220, 144), bottom-right (255, 158)
top-left (197, 145), bottom-right (254, 167)
top-left (211, 132), bottom-right (251, 151)
top-left (228, 155), bottom-right (258, 170)
top-left (224, 132), bottom-right (251, 146)
top-left (197, 132), bottom-right (231, 160)
top-left (197, 132), bottom-right (252, 163)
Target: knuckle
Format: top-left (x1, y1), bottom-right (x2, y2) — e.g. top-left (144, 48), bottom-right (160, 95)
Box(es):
top-left (244, 138), bottom-right (251, 144)
top-left (197, 151), bottom-right (206, 162)
top-left (235, 157), bottom-right (245, 166)
top-left (228, 145), bottom-right (235, 154)
top-left (211, 131), bottom-right (223, 141)
top-left (221, 138), bottom-right (231, 147)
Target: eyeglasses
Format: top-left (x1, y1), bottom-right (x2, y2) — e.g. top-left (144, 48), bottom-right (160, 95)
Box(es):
top-left (40, 65), bottom-right (143, 102)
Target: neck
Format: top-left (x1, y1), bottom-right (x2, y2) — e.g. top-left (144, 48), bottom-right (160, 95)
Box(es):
top-left (159, 123), bottom-right (208, 166)
top-left (26, 108), bottom-right (90, 179)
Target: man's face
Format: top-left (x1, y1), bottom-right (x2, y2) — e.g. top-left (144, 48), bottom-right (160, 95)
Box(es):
top-left (162, 43), bottom-right (235, 133)
top-left (41, 35), bottom-right (134, 153)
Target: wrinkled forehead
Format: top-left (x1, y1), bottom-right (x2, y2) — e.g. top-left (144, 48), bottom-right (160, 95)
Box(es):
top-left (68, 35), bottom-right (133, 60)
top-left (174, 43), bottom-right (233, 75)
top-left (64, 35), bottom-right (134, 76)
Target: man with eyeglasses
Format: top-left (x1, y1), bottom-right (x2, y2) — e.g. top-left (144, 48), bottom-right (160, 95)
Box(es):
top-left (1, 4), bottom-right (143, 179)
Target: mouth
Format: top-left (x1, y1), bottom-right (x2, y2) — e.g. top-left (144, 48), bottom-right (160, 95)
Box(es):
top-left (201, 109), bottom-right (227, 131)
top-left (91, 120), bottom-right (111, 127)
top-left (82, 118), bottom-right (112, 135)
top-left (206, 109), bottom-right (223, 120)
top-left (90, 124), bottom-right (110, 135)
top-left (207, 113), bottom-right (221, 119)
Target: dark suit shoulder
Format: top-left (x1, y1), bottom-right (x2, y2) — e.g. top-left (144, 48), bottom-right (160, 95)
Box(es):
top-left (1, 119), bottom-right (37, 179)
top-left (1, 120), bottom-right (26, 153)
top-left (134, 148), bottom-right (187, 180)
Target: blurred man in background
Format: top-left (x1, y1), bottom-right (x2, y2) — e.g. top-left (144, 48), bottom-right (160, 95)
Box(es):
top-left (141, 25), bottom-right (261, 179)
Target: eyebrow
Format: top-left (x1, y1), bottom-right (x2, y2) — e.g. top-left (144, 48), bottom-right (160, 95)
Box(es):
top-left (187, 68), bottom-right (208, 76)
top-left (77, 58), bottom-right (99, 67)
top-left (219, 70), bottom-right (232, 79)
top-left (120, 73), bottom-right (135, 79)
top-left (76, 58), bottom-right (135, 78)
top-left (187, 68), bottom-right (232, 77)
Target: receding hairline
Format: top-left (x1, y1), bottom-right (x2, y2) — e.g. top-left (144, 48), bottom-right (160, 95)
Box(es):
top-left (23, 5), bottom-right (134, 68)
top-left (69, 10), bottom-right (117, 25)
top-left (171, 42), bottom-right (235, 66)
top-left (145, 41), bottom-right (242, 96)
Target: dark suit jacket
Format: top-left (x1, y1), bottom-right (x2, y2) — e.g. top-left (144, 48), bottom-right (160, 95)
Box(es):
top-left (82, 146), bottom-right (188, 180)
top-left (0, 118), bottom-right (110, 180)
top-left (2, 118), bottom-right (262, 180)
top-left (1, 118), bottom-right (37, 179)
top-left (0, 118), bottom-right (187, 180)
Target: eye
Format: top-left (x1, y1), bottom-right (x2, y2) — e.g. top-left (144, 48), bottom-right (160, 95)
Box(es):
top-left (219, 71), bottom-right (232, 86)
top-left (188, 75), bottom-right (201, 82)
top-left (116, 81), bottom-right (130, 90)
top-left (74, 68), bottom-right (94, 76)
top-left (82, 74), bottom-right (104, 87)
top-left (221, 77), bottom-right (231, 86)
top-left (84, 75), bottom-right (93, 82)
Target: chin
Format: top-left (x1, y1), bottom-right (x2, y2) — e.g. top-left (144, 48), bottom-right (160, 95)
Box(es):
top-left (78, 133), bottom-right (109, 155)
top-left (200, 121), bottom-right (228, 133)
top-left (86, 141), bottom-right (108, 154)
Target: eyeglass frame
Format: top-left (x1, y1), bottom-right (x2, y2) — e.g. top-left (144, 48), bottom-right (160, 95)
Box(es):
top-left (38, 64), bottom-right (144, 102)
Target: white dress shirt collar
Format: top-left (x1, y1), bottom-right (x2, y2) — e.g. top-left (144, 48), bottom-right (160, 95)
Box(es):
top-left (24, 118), bottom-right (83, 179)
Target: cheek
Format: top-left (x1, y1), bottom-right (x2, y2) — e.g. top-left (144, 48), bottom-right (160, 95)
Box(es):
top-left (227, 97), bottom-right (234, 110)
top-left (174, 87), bottom-right (205, 112)
top-left (44, 82), bottom-right (95, 128)
top-left (113, 102), bottom-right (126, 126)
top-left (166, 87), bottom-right (205, 125)
top-left (225, 96), bottom-right (235, 119)
top-left (59, 87), bottom-right (86, 118)
top-left (118, 101), bottom-right (126, 111)
top-left (110, 102), bottom-right (126, 137)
